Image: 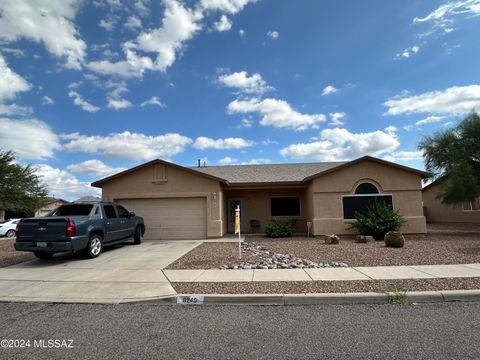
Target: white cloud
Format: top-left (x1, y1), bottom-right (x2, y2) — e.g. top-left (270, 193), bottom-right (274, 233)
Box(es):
top-left (239, 29), bottom-right (246, 37)
top-left (218, 71), bottom-right (273, 94)
top-left (383, 151), bottom-right (424, 162)
top-left (0, 118), bottom-right (60, 159)
top-left (267, 30), bottom-right (279, 39)
top-left (280, 127), bottom-right (400, 161)
top-left (214, 15), bottom-right (232, 31)
top-left (87, 0), bottom-right (202, 78)
top-left (67, 159), bottom-right (126, 176)
top-left (384, 85), bottom-right (480, 115)
top-left (99, 16), bottom-right (118, 31)
top-left (41, 96), bottom-right (55, 105)
top-left (0, 0), bottom-right (86, 69)
top-left (134, 0), bottom-right (150, 17)
top-left (414, 0), bottom-right (480, 24)
top-left (141, 96), bottom-right (166, 107)
top-left (329, 112), bottom-right (346, 126)
top-left (238, 118), bottom-right (253, 128)
top-left (395, 45), bottom-right (420, 59)
top-left (218, 156), bottom-right (238, 165)
top-left (35, 164), bottom-right (101, 201)
top-left (321, 85), bottom-right (338, 96)
top-left (0, 54), bottom-right (31, 102)
top-left (241, 158), bottom-right (271, 165)
top-left (0, 103), bottom-right (32, 116)
top-left (62, 131), bottom-right (192, 160)
top-left (403, 115), bottom-right (447, 131)
top-left (200, 0), bottom-right (258, 14)
top-left (227, 98), bottom-right (326, 131)
top-left (125, 15), bottom-right (143, 30)
top-left (107, 98), bottom-right (132, 110)
top-left (193, 136), bottom-right (254, 149)
top-left (69, 91), bottom-right (101, 113)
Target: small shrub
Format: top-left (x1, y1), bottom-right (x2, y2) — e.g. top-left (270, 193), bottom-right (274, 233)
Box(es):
top-left (349, 202), bottom-right (405, 240)
top-left (384, 231), bottom-right (405, 248)
top-left (380, 286), bottom-right (407, 305)
top-left (265, 219), bottom-right (294, 238)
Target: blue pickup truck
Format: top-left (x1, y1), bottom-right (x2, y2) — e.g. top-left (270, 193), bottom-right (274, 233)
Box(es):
top-left (15, 202), bottom-right (145, 260)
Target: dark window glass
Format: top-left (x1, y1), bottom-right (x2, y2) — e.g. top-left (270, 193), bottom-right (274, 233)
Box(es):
top-left (271, 197), bottom-right (300, 216)
top-left (355, 183), bottom-right (379, 194)
top-left (50, 204), bottom-right (93, 216)
top-left (104, 205), bottom-right (117, 219)
top-left (343, 195), bottom-right (393, 219)
top-left (117, 206), bottom-right (129, 218)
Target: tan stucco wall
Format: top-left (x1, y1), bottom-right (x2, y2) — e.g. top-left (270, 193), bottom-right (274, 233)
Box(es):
top-left (310, 159), bottom-right (426, 235)
top-left (423, 184), bottom-right (480, 223)
top-left (35, 200), bottom-right (67, 217)
top-left (100, 163), bottom-right (225, 238)
top-left (225, 188), bottom-right (307, 233)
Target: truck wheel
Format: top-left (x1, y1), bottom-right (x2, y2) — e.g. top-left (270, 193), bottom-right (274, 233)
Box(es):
top-left (86, 234), bottom-right (103, 258)
top-left (34, 252), bottom-right (54, 260)
top-left (133, 226), bottom-right (142, 245)
top-left (6, 229), bottom-right (15, 238)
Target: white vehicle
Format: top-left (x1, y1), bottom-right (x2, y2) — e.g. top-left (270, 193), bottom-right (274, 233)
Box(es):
top-left (0, 218), bottom-right (21, 238)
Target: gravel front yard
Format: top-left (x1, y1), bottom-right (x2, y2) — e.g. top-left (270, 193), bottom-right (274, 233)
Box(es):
top-left (172, 277), bottom-right (480, 294)
top-left (0, 238), bottom-right (34, 267)
top-left (167, 232), bottom-right (480, 269)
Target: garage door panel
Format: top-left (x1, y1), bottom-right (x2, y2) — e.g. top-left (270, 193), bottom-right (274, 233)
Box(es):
top-left (117, 198), bottom-right (206, 240)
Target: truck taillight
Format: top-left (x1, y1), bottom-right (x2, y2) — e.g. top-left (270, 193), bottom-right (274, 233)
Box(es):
top-left (15, 223), bottom-right (20, 238)
top-left (66, 219), bottom-right (76, 237)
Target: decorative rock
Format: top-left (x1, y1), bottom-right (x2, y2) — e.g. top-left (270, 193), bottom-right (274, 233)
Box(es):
top-left (324, 234), bottom-right (340, 244)
top-left (384, 231), bottom-right (405, 248)
top-left (355, 235), bottom-right (374, 243)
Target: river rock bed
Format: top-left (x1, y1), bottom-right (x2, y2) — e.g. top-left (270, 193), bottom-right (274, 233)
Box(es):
top-left (222, 242), bottom-right (348, 269)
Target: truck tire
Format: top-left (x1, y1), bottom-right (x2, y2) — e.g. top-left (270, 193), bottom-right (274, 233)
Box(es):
top-left (133, 226), bottom-right (142, 245)
top-left (34, 252), bottom-right (54, 260)
top-left (85, 234), bottom-right (103, 258)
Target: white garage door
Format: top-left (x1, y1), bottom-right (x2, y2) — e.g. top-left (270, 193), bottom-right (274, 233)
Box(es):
top-left (117, 198), bottom-right (207, 240)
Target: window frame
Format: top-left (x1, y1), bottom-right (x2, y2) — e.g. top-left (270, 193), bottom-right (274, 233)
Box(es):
top-left (116, 205), bottom-right (130, 218)
top-left (270, 196), bottom-right (301, 217)
top-left (341, 193), bottom-right (394, 220)
top-left (103, 204), bottom-right (118, 219)
top-left (462, 198), bottom-right (480, 212)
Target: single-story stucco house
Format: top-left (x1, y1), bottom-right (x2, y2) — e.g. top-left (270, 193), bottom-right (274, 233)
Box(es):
top-left (422, 181), bottom-right (480, 223)
top-left (35, 198), bottom-right (69, 217)
top-left (91, 155), bottom-right (429, 240)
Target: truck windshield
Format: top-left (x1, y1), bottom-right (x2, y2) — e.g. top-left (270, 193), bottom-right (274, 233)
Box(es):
top-left (50, 204), bottom-right (94, 216)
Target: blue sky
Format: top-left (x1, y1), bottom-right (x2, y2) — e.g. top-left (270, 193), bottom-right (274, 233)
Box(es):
top-left (1, 0), bottom-right (480, 200)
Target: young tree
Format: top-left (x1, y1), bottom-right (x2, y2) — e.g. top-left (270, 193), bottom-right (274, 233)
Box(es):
top-left (0, 150), bottom-right (49, 214)
top-left (418, 112), bottom-right (480, 204)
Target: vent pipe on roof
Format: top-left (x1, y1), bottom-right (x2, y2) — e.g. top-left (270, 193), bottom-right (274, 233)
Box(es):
top-left (203, 161), bottom-right (206, 167)
top-left (197, 159), bottom-right (201, 167)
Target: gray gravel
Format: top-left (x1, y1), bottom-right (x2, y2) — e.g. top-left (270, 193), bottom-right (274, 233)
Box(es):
top-left (0, 302), bottom-right (479, 359)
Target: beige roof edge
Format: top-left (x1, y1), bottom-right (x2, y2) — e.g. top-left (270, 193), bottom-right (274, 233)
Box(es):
top-left (302, 155), bottom-right (431, 182)
top-left (91, 159), bottom-right (229, 188)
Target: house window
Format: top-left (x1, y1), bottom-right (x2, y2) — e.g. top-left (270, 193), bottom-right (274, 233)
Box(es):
top-left (343, 181), bottom-right (392, 219)
top-left (271, 197), bottom-right (300, 216)
top-left (463, 198), bottom-right (480, 211)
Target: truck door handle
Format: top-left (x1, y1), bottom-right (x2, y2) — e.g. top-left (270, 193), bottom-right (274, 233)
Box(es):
top-left (120, 221), bottom-right (125, 224)
top-left (107, 222), bottom-right (111, 225)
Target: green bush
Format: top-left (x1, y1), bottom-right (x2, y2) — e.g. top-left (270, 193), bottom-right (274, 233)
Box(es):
top-left (349, 202), bottom-right (405, 240)
top-left (384, 231), bottom-right (405, 248)
top-left (265, 219), bottom-right (294, 238)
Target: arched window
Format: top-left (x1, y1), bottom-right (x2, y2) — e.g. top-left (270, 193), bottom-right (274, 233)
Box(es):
top-left (355, 182), bottom-right (379, 194)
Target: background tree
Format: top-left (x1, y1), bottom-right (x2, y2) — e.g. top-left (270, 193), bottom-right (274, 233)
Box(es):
top-left (418, 112), bottom-right (480, 204)
top-left (0, 150), bottom-right (49, 214)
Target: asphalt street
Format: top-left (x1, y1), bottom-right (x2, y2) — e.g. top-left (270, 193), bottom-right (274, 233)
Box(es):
top-left (0, 301), bottom-right (479, 359)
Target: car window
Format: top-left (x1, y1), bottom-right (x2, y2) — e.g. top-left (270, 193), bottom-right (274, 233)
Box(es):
top-left (104, 205), bottom-right (117, 219)
top-left (13, 221), bottom-right (19, 224)
top-left (116, 206), bottom-right (129, 218)
top-left (50, 204), bottom-right (94, 216)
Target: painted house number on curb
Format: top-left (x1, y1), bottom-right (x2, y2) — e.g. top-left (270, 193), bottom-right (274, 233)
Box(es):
top-left (177, 296), bottom-right (204, 304)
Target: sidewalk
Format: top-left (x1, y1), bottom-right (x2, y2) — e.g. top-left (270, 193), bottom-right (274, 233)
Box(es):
top-left (163, 263), bottom-right (480, 283)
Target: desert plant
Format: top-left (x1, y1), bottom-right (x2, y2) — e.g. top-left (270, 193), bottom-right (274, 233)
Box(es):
top-left (349, 201), bottom-right (405, 240)
top-left (380, 286), bottom-right (407, 305)
top-left (384, 231), bottom-right (405, 248)
top-left (265, 219), bottom-right (294, 238)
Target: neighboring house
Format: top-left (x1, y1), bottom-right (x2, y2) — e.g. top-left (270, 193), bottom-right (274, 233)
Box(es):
top-left (73, 196), bottom-right (102, 203)
top-left (35, 198), bottom-right (69, 217)
top-left (422, 181), bottom-right (480, 223)
top-left (91, 156), bottom-right (428, 240)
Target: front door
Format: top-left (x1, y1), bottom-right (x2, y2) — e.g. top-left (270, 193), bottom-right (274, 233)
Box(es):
top-left (227, 199), bottom-right (243, 233)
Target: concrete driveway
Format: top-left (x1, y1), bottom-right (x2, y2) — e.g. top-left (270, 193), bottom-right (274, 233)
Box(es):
top-left (0, 240), bottom-right (201, 303)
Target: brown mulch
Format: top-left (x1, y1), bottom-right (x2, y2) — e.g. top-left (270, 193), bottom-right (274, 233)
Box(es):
top-left (172, 277), bottom-right (480, 294)
top-left (167, 232), bottom-right (480, 269)
top-left (0, 238), bottom-right (34, 267)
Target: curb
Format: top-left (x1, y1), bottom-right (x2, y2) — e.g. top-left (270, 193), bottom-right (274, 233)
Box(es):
top-left (127, 289), bottom-right (480, 305)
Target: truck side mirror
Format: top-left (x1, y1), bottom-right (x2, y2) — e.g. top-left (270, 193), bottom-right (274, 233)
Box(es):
top-left (129, 212), bottom-right (136, 218)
